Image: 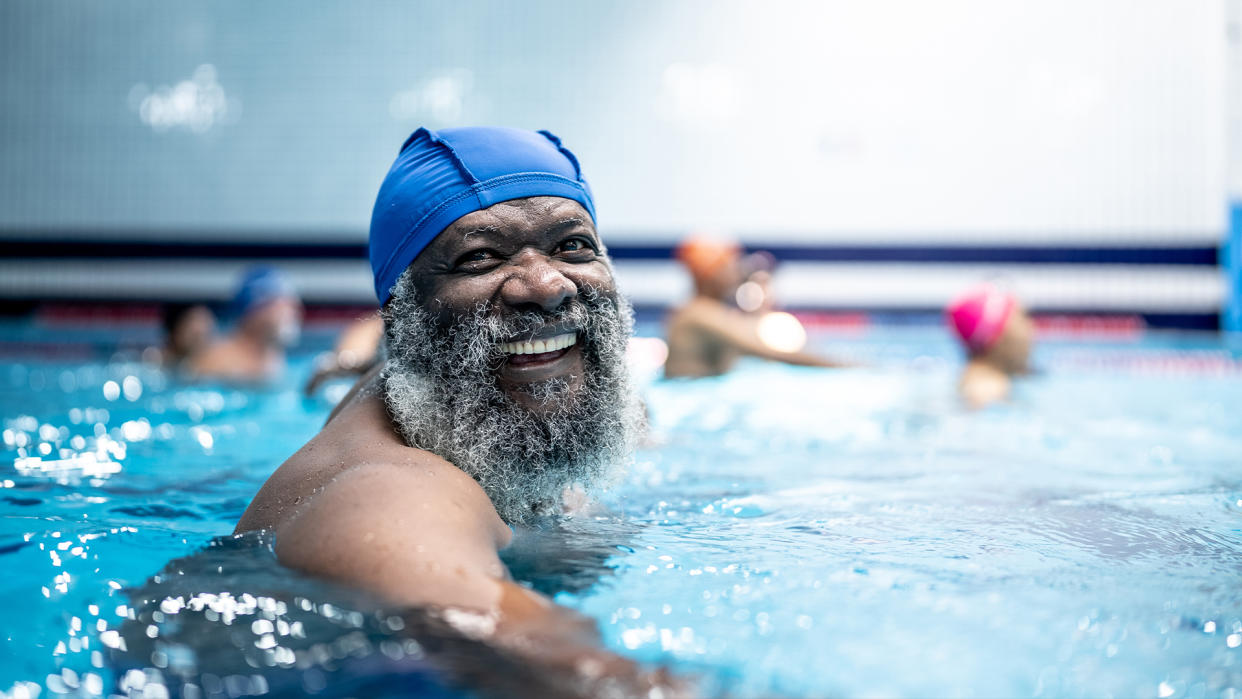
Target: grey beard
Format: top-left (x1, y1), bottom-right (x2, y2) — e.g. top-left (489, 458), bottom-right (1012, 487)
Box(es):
top-left (380, 271), bottom-right (642, 525)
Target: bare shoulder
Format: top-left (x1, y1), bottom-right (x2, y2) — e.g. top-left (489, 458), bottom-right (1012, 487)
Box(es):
top-left (677, 298), bottom-right (748, 340)
top-left (669, 297), bottom-right (727, 328)
top-left (189, 338), bottom-right (263, 381)
top-left (267, 441), bottom-right (512, 608)
top-left (233, 386), bottom-right (513, 608)
top-left (665, 299), bottom-right (733, 350)
top-left (235, 385), bottom-right (507, 544)
top-left (186, 339), bottom-right (233, 375)
top-left (278, 459), bottom-right (510, 554)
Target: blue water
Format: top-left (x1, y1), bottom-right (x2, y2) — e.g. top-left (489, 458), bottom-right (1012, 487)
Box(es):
top-left (2, 319), bottom-right (1241, 698)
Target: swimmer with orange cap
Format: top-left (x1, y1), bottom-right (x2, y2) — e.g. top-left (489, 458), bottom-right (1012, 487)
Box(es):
top-left (946, 283), bottom-right (1035, 409)
top-left (664, 234), bottom-right (849, 378)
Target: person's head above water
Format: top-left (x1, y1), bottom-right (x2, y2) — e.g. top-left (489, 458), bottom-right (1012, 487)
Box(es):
top-left (235, 128), bottom-right (690, 693)
top-left (675, 234), bottom-right (743, 300)
top-left (231, 265), bottom-right (303, 348)
top-left (162, 303), bottom-right (216, 362)
top-left (370, 126), bottom-right (597, 305)
top-left (946, 283), bottom-right (1034, 374)
top-left (368, 126), bottom-right (640, 523)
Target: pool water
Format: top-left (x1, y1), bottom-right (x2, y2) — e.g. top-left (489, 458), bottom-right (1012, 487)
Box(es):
top-left (2, 319), bottom-right (1241, 698)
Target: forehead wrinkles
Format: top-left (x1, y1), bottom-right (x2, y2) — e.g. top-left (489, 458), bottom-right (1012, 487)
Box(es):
top-left (453, 202), bottom-right (588, 241)
top-left (452, 199), bottom-right (542, 235)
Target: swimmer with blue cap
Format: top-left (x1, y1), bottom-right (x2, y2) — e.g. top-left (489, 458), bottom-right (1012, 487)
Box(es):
top-left (189, 265), bottom-right (303, 382)
top-left (237, 128), bottom-right (673, 694)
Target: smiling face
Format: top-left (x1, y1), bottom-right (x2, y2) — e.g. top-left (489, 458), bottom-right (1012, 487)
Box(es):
top-left (404, 196), bottom-right (618, 412)
top-left (380, 196), bottom-right (641, 523)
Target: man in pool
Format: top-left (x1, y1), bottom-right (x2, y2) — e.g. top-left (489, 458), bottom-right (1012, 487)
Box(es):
top-left (664, 233), bottom-right (850, 377)
top-left (235, 127), bottom-right (671, 695)
top-left (947, 282), bottom-right (1035, 409)
top-left (156, 302), bottom-right (217, 369)
top-left (190, 266), bottom-right (303, 383)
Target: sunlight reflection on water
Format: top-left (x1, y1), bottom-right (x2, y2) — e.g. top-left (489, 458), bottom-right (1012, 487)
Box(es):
top-left (1, 326), bottom-right (1240, 697)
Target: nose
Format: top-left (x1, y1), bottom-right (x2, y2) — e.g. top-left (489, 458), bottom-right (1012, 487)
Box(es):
top-left (499, 249), bottom-right (577, 312)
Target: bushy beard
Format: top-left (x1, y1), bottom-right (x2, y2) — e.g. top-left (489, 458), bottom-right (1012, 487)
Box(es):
top-left (380, 270), bottom-right (642, 525)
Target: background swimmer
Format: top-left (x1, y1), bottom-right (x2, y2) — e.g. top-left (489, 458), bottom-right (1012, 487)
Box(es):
top-left (664, 234), bottom-right (850, 378)
top-left (947, 283), bottom-right (1035, 409)
top-left (189, 266), bottom-right (303, 383)
top-left (155, 302), bottom-right (217, 369)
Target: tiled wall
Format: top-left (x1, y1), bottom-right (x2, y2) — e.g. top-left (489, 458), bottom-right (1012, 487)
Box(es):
top-left (0, 0), bottom-right (1229, 242)
top-left (0, 0), bottom-right (1234, 324)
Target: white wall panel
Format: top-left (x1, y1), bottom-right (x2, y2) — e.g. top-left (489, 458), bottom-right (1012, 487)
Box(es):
top-left (0, 0), bottom-right (1229, 245)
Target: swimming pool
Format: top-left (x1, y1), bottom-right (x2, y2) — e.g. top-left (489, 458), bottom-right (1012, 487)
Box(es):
top-left (2, 317), bottom-right (1240, 698)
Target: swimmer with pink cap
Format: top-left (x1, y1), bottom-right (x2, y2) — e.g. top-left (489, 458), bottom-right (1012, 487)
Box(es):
top-left (946, 283), bottom-right (1035, 408)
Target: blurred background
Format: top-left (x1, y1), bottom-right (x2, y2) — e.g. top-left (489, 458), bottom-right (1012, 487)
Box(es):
top-left (1, 0), bottom-right (1240, 334)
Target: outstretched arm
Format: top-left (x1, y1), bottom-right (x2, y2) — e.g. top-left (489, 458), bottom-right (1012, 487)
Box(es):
top-left (273, 461), bottom-right (677, 696)
top-left (690, 304), bottom-right (853, 368)
top-left (304, 313), bottom-right (385, 396)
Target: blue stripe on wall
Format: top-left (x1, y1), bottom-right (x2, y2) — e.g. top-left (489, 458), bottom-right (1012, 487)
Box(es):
top-left (0, 236), bottom-right (1221, 266)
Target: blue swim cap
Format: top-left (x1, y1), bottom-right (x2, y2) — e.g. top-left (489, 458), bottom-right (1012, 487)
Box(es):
top-left (368, 126), bottom-right (597, 304)
top-left (232, 265), bottom-right (297, 317)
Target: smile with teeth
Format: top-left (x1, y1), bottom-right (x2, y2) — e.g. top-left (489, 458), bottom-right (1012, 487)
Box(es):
top-left (500, 332), bottom-right (577, 356)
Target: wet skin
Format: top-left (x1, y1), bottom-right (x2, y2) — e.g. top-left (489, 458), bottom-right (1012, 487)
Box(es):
top-left (189, 297), bottom-right (302, 383)
top-left (406, 196), bottom-right (618, 413)
top-left (664, 260), bottom-right (848, 378)
top-left (234, 197), bottom-right (674, 695)
top-left (959, 305), bottom-right (1035, 409)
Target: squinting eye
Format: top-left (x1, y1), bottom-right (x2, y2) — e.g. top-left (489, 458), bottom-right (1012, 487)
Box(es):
top-left (453, 249), bottom-right (500, 271)
top-left (458, 249), bottom-right (496, 264)
top-left (558, 238), bottom-right (595, 255)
